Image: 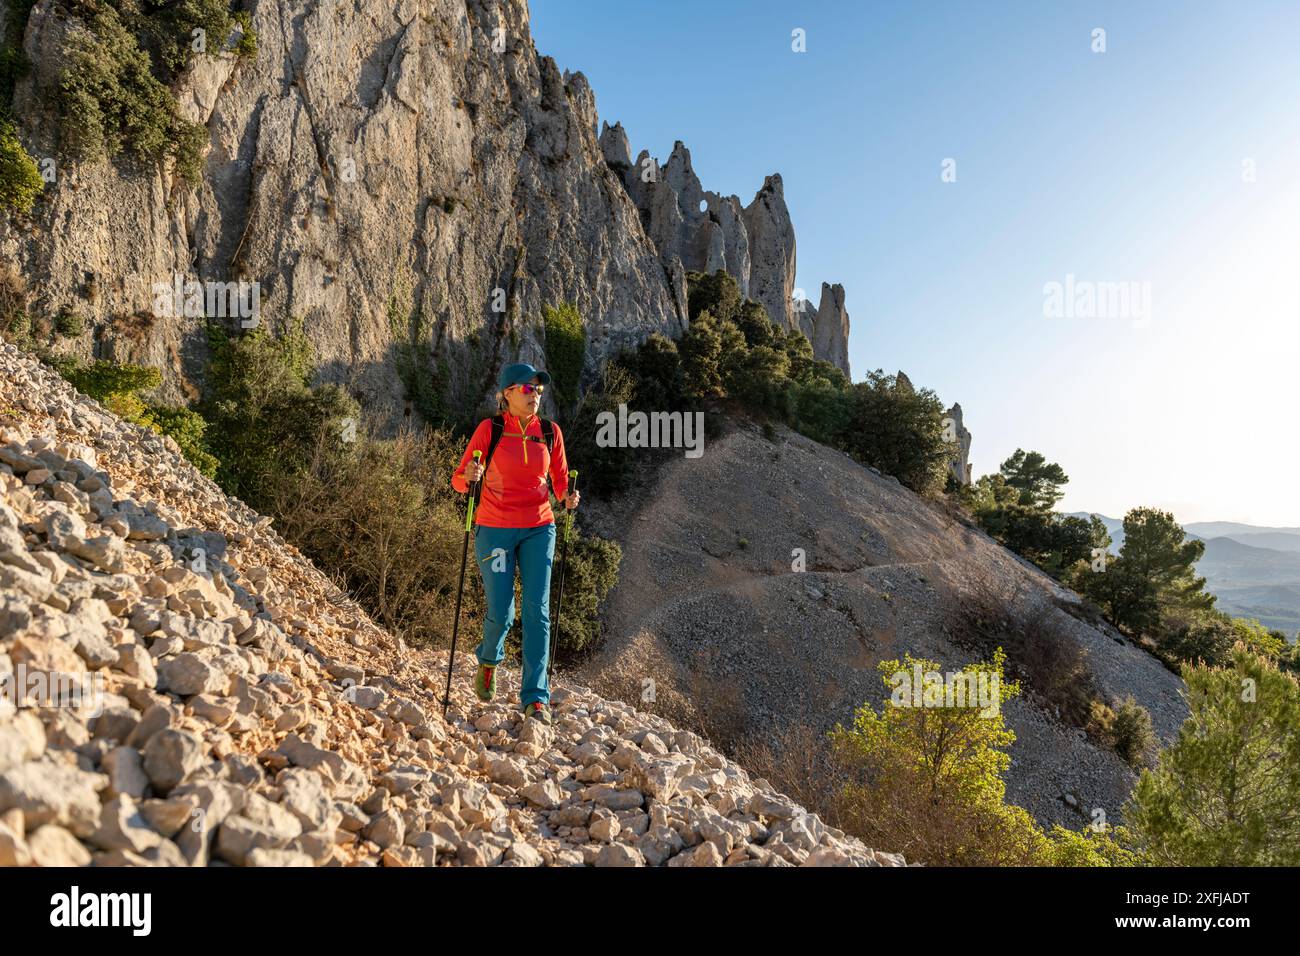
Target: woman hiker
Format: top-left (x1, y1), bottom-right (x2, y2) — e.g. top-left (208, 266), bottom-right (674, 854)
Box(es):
top-left (451, 362), bottom-right (579, 726)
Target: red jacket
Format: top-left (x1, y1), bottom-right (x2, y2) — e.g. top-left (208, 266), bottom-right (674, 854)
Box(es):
top-left (451, 413), bottom-right (570, 527)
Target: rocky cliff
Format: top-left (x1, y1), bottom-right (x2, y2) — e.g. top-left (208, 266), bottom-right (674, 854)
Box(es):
top-left (2, 0), bottom-right (851, 417)
top-left (945, 403), bottom-right (972, 487)
top-left (0, 342), bottom-right (900, 867)
top-left (598, 130), bottom-right (852, 379)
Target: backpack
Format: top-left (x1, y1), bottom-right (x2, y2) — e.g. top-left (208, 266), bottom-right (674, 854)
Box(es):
top-left (472, 414), bottom-right (556, 509)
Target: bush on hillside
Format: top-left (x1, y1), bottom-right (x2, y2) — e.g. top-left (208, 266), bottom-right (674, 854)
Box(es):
top-left (947, 583), bottom-right (1104, 736)
top-left (613, 332), bottom-right (687, 413)
top-left (202, 321), bottom-right (358, 510)
top-left (1110, 695), bottom-right (1156, 768)
top-left (51, 357), bottom-right (219, 478)
top-left (266, 426), bottom-right (478, 647)
top-left (1124, 644), bottom-right (1300, 865)
top-left (679, 310), bottom-right (744, 399)
top-left (548, 515), bottom-right (621, 659)
top-left (828, 649), bottom-right (1111, 865)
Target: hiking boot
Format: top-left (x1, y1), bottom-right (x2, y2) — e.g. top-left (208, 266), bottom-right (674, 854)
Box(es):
top-left (522, 701), bottom-right (552, 725)
top-left (474, 663), bottom-right (498, 701)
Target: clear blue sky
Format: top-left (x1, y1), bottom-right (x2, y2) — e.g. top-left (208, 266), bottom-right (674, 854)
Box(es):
top-left (531, 1), bottom-right (1300, 525)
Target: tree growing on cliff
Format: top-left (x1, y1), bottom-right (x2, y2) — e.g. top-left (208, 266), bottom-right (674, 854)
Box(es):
top-left (999, 448), bottom-right (1069, 510)
top-left (841, 371), bottom-right (951, 497)
top-left (0, 120), bottom-right (42, 214)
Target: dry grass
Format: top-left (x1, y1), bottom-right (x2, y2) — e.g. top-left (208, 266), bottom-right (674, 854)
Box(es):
top-left (946, 577), bottom-right (1104, 737)
top-left (730, 721), bottom-right (854, 832)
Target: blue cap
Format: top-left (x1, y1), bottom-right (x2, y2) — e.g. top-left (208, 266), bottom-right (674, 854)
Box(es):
top-left (498, 362), bottom-right (552, 391)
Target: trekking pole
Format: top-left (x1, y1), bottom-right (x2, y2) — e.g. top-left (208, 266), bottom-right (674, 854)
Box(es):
top-left (443, 450), bottom-right (482, 717)
top-left (548, 470), bottom-right (578, 688)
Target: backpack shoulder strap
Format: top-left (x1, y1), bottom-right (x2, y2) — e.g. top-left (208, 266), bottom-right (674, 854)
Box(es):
top-left (539, 418), bottom-right (556, 496)
top-left (473, 416), bottom-right (505, 507)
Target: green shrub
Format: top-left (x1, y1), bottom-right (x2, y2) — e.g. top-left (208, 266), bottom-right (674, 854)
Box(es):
top-left (1228, 617), bottom-right (1291, 661)
top-left (1041, 824), bottom-right (1138, 866)
top-left (614, 332), bottom-right (687, 412)
top-left (60, 7), bottom-right (175, 163)
top-left (0, 308), bottom-right (28, 345)
top-left (141, 403), bottom-right (219, 478)
top-left (170, 118), bottom-right (208, 185)
top-left (828, 649), bottom-right (1045, 865)
top-left (232, 12), bottom-right (258, 58)
top-left (0, 119), bottom-right (42, 213)
top-left (542, 302), bottom-right (585, 411)
top-left (57, 4), bottom-right (209, 183)
top-left (680, 310), bottom-right (744, 399)
top-left (58, 358), bottom-right (161, 421)
top-left (202, 320), bottom-right (359, 512)
top-left (51, 357), bottom-right (218, 478)
top-left (1125, 644), bottom-right (1300, 865)
top-left (1154, 609), bottom-right (1236, 668)
top-left (54, 310), bottom-right (85, 338)
top-left (550, 515), bottom-right (621, 659)
top-left (784, 375), bottom-right (852, 446)
top-left (0, 0), bottom-right (36, 111)
top-left (686, 269), bottom-right (742, 324)
top-left (131, 0), bottom-right (245, 74)
top-left (734, 299), bottom-right (776, 348)
top-left (1110, 695), bottom-right (1155, 768)
top-left (721, 341), bottom-right (789, 413)
top-left (829, 648), bottom-right (1138, 865)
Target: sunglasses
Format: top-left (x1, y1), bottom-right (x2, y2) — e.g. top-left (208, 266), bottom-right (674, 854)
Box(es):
top-left (510, 383), bottom-right (545, 395)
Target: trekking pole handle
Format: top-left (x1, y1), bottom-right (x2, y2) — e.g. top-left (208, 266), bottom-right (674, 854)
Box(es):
top-left (465, 450), bottom-right (482, 532)
top-left (565, 470), bottom-right (578, 509)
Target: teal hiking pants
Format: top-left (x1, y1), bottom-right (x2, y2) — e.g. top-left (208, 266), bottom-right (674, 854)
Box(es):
top-left (473, 522), bottom-right (556, 706)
